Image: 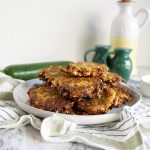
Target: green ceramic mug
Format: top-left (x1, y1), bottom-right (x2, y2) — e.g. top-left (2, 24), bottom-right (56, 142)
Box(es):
top-left (84, 45), bottom-right (111, 64)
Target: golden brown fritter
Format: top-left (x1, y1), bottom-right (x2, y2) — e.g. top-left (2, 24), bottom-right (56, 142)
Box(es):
top-left (38, 66), bottom-right (68, 84)
top-left (99, 72), bottom-right (124, 86)
top-left (76, 88), bottom-right (116, 115)
top-left (28, 84), bottom-right (74, 114)
top-left (113, 86), bottom-right (132, 107)
top-left (51, 76), bottom-right (104, 99)
top-left (63, 62), bottom-right (109, 77)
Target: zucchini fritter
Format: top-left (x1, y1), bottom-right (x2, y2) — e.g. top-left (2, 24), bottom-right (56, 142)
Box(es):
top-left (99, 72), bottom-right (124, 86)
top-left (113, 86), bottom-right (132, 107)
top-left (76, 88), bottom-right (116, 115)
top-left (63, 62), bottom-right (109, 77)
top-left (28, 84), bottom-right (74, 114)
top-left (51, 76), bottom-right (104, 99)
top-left (38, 66), bottom-right (68, 84)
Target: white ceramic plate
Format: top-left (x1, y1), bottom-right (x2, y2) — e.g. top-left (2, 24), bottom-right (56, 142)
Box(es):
top-left (13, 79), bottom-right (141, 125)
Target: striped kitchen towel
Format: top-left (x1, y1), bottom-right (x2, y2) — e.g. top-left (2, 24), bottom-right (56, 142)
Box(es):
top-left (0, 72), bottom-right (150, 149)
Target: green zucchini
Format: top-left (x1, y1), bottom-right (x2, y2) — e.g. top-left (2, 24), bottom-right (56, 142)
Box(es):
top-left (4, 61), bottom-right (72, 80)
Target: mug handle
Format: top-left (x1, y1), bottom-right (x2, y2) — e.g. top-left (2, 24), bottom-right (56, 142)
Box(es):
top-left (84, 49), bottom-right (95, 61)
top-left (102, 51), bottom-right (115, 69)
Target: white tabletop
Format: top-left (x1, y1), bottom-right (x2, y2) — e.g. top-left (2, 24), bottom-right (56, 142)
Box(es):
top-left (0, 66), bottom-right (150, 150)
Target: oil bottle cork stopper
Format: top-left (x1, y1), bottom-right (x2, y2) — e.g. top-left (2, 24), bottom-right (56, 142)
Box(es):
top-left (118, 0), bottom-right (133, 2)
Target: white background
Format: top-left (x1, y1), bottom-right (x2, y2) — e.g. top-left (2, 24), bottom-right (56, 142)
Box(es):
top-left (0, 0), bottom-right (149, 69)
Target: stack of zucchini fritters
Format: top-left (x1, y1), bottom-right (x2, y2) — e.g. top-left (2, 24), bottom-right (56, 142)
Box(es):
top-left (28, 62), bottom-right (132, 115)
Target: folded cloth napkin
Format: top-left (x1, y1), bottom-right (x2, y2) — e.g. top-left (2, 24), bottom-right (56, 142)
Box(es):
top-left (0, 72), bottom-right (150, 150)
